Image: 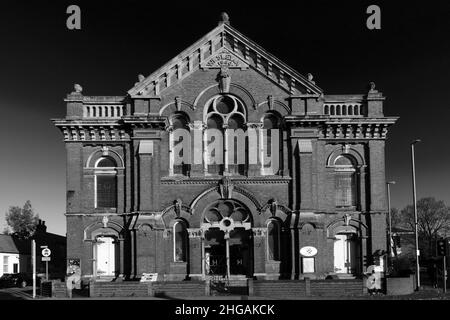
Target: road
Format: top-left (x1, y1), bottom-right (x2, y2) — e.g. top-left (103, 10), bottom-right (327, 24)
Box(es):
top-left (0, 286), bottom-right (34, 300)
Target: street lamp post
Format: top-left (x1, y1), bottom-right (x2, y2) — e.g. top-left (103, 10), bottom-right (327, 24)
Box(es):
top-left (387, 181), bottom-right (396, 274)
top-left (411, 139), bottom-right (421, 290)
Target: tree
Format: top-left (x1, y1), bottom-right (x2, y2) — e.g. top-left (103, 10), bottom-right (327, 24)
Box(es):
top-left (400, 197), bottom-right (450, 258)
top-left (4, 200), bottom-right (39, 239)
top-left (387, 207), bottom-right (402, 229)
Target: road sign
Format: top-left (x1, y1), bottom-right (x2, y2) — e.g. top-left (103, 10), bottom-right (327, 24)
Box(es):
top-left (42, 256), bottom-right (51, 261)
top-left (42, 248), bottom-right (51, 257)
top-left (300, 246), bottom-right (318, 257)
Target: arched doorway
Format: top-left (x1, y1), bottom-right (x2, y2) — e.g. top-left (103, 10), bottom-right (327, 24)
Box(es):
top-left (94, 236), bottom-right (118, 278)
top-left (202, 199), bottom-right (253, 278)
top-left (333, 233), bottom-right (359, 274)
top-left (328, 215), bottom-right (366, 277)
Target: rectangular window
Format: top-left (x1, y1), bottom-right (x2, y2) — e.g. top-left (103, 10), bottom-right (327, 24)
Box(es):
top-left (335, 172), bottom-right (356, 207)
top-left (302, 257), bottom-right (315, 273)
top-left (97, 175), bottom-right (117, 208)
top-left (3, 256), bottom-right (9, 273)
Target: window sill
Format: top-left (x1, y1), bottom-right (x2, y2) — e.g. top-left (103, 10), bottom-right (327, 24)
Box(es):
top-left (93, 208), bottom-right (118, 214)
top-left (335, 206), bottom-right (357, 211)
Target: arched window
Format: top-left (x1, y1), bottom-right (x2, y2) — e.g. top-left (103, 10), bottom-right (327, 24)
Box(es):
top-left (261, 112), bottom-right (281, 175)
top-left (334, 155), bottom-right (357, 208)
top-left (205, 94), bottom-right (246, 175)
top-left (95, 157), bottom-right (117, 208)
top-left (173, 220), bottom-right (188, 262)
top-left (171, 112), bottom-right (191, 175)
top-left (267, 220), bottom-right (280, 261)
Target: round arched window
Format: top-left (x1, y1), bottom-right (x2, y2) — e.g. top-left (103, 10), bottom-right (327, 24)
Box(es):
top-left (204, 94), bottom-right (246, 128)
top-left (204, 95), bottom-right (247, 175)
top-left (95, 157), bottom-right (117, 208)
top-left (334, 155), bottom-right (357, 208)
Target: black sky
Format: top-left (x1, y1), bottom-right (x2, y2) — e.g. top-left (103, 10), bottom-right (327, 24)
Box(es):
top-left (0, 1), bottom-right (449, 235)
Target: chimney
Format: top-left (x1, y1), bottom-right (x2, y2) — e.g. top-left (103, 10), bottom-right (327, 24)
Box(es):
top-left (36, 219), bottom-right (47, 234)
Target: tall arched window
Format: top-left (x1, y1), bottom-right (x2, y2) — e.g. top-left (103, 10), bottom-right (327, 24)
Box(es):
top-left (334, 155), bottom-right (357, 208)
top-left (267, 220), bottom-right (281, 261)
top-left (95, 157), bottom-right (117, 208)
top-left (262, 112), bottom-right (281, 175)
top-left (171, 112), bottom-right (191, 176)
top-left (205, 94), bottom-right (247, 175)
top-left (173, 220), bottom-right (188, 262)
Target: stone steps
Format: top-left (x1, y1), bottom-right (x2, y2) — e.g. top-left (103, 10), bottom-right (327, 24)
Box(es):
top-left (253, 280), bottom-right (307, 297)
top-left (152, 281), bottom-right (206, 298)
top-left (252, 279), bottom-right (364, 298)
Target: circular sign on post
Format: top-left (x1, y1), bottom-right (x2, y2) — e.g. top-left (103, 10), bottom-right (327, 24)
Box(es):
top-left (300, 246), bottom-right (317, 257)
top-left (42, 248), bottom-right (51, 257)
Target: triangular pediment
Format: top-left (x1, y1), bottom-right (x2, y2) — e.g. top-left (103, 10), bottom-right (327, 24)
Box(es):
top-left (128, 23), bottom-right (322, 97)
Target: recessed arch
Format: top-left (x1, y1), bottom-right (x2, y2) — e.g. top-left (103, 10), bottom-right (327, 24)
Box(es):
top-left (326, 145), bottom-right (365, 167)
top-left (193, 83), bottom-right (256, 111)
top-left (86, 148), bottom-right (125, 168)
top-left (84, 220), bottom-right (124, 241)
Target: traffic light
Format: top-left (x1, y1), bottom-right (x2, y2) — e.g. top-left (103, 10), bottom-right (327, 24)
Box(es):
top-left (437, 239), bottom-right (447, 256)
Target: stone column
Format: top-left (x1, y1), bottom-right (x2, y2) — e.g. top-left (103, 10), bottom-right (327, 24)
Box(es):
top-left (223, 126), bottom-right (229, 175)
top-left (203, 126), bottom-right (208, 174)
top-left (168, 127), bottom-right (174, 176)
top-left (119, 238), bottom-right (125, 278)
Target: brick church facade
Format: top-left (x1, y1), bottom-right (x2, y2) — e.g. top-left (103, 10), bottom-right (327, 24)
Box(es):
top-left (53, 14), bottom-right (398, 284)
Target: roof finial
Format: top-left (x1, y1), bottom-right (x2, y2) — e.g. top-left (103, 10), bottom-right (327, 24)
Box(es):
top-left (368, 81), bottom-right (378, 93)
top-left (220, 12), bottom-right (230, 25)
top-left (73, 83), bottom-right (83, 94)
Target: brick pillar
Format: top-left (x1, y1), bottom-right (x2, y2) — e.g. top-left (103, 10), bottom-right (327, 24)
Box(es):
top-left (139, 153), bottom-right (152, 211)
top-left (282, 131), bottom-right (290, 176)
top-left (117, 169), bottom-right (125, 213)
top-left (359, 166), bottom-right (367, 212)
top-left (290, 139), bottom-right (298, 210)
top-left (137, 139), bottom-right (160, 211)
top-left (368, 140), bottom-right (387, 212)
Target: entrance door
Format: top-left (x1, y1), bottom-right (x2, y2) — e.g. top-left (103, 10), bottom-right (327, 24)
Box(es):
top-left (204, 229), bottom-right (226, 276)
top-left (204, 228), bottom-right (252, 277)
top-left (334, 234), bottom-right (358, 274)
top-left (96, 236), bottom-right (115, 276)
top-left (229, 229), bottom-right (251, 276)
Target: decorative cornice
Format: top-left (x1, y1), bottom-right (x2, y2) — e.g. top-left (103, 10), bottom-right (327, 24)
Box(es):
top-left (53, 123), bottom-right (129, 142)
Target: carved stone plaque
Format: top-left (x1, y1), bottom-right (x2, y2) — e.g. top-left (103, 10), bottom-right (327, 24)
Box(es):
top-left (201, 48), bottom-right (248, 69)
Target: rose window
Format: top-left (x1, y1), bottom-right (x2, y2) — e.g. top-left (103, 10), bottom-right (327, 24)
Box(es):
top-left (204, 200), bottom-right (250, 225)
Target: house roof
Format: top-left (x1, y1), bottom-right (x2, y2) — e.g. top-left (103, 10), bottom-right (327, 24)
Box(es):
top-left (128, 19), bottom-right (323, 97)
top-left (0, 234), bottom-right (20, 254)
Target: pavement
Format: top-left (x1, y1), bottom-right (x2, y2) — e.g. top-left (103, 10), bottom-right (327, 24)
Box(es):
top-left (2, 286), bottom-right (450, 300)
top-left (0, 287), bottom-right (35, 300)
